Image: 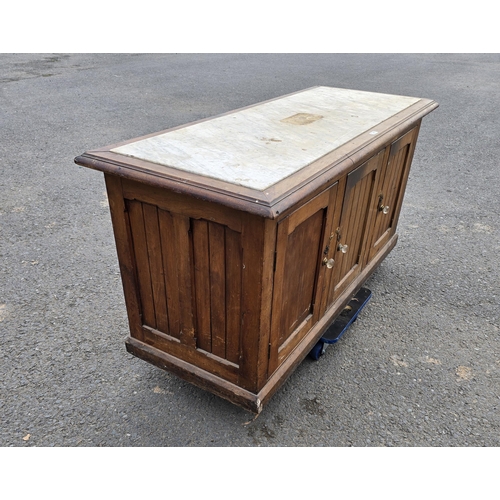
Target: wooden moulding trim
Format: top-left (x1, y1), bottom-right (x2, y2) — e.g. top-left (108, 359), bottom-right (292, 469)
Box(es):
top-left (256, 233), bottom-right (399, 409)
top-left (269, 102), bottom-right (437, 218)
top-left (125, 336), bottom-right (263, 414)
top-left (75, 154), bottom-right (277, 219)
top-left (74, 99), bottom-right (438, 221)
top-left (74, 87), bottom-right (323, 219)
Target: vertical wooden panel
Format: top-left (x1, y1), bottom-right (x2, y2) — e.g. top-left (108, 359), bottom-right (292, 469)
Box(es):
top-left (339, 178), bottom-right (359, 281)
top-left (267, 217), bottom-right (290, 375)
top-left (281, 209), bottom-right (324, 342)
top-left (192, 219), bottom-right (211, 352)
top-left (331, 155), bottom-right (380, 302)
top-left (208, 222), bottom-right (226, 358)
top-left (239, 213), bottom-right (265, 392)
top-left (318, 181), bottom-right (342, 318)
top-left (257, 217), bottom-right (278, 388)
top-left (173, 214), bottom-right (196, 348)
top-left (371, 188), bottom-right (387, 247)
top-left (353, 174), bottom-right (372, 265)
top-left (225, 226), bottom-right (242, 365)
top-left (268, 188), bottom-right (332, 376)
top-left (339, 186), bottom-right (355, 280)
top-left (324, 176), bottom-right (346, 311)
top-left (352, 173), bottom-right (371, 258)
top-left (381, 147), bottom-right (404, 223)
top-left (127, 200), bottom-right (156, 328)
top-left (123, 188), bottom-right (246, 378)
top-left (386, 146), bottom-right (409, 219)
top-left (142, 203), bottom-right (169, 333)
top-left (386, 126), bottom-right (420, 236)
top-left (104, 175), bottom-right (144, 341)
top-left (367, 127), bottom-right (419, 263)
top-left (347, 177), bottom-right (364, 271)
top-left (158, 208), bottom-right (181, 339)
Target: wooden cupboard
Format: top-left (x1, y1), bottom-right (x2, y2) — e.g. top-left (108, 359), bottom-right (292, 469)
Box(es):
top-left (75, 86), bottom-right (438, 413)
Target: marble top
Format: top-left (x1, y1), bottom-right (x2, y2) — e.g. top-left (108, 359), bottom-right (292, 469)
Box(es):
top-left (111, 87), bottom-right (420, 191)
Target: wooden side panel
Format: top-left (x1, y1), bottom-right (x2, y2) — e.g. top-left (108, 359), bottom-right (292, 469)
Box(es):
top-left (104, 175), bottom-right (144, 341)
top-left (122, 183), bottom-right (248, 384)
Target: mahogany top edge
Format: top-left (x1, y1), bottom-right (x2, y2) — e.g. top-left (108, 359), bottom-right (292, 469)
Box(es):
top-left (74, 87), bottom-right (438, 219)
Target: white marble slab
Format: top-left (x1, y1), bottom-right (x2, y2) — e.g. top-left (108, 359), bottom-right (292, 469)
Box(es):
top-left (111, 87), bottom-right (420, 191)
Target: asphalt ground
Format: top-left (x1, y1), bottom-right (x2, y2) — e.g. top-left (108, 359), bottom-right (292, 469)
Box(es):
top-left (1, 54), bottom-right (499, 452)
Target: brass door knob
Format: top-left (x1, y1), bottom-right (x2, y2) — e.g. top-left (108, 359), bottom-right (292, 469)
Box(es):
top-left (338, 243), bottom-right (348, 254)
top-left (379, 204), bottom-right (390, 214)
top-left (322, 258), bottom-right (335, 268)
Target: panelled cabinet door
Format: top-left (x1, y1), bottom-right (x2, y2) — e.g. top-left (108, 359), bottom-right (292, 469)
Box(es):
top-left (324, 151), bottom-right (386, 308)
top-left (367, 127), bottom-right (419, 262)
top-left (268, 184), bottom-right (339, 375)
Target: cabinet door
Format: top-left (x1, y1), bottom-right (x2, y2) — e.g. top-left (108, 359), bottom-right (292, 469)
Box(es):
top-left (268, 184), bottom-right (339, 375)
top-left (324, 151), bottom-right (385, 308)
top-left (366, 127), bottom-right (419, 262)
